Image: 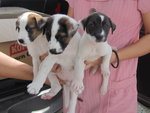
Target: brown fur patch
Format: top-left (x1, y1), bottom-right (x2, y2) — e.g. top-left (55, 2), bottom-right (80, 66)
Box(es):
top-left (59, 17), bottom-right (73, 31)
top-left (58, 17), bottom-right (73, 44)
top-left (27, 14), bottom-right (43, 39)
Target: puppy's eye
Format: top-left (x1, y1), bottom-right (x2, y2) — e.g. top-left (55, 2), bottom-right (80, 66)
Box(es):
top-left (102, 21), bottom-right (108, 26)
top-left (16, 26), bottom-right (20, 32)
top-left (60, 32), bottom-right (67, 37)
top-left (25, 26), bottom-right (36, 32)
top-left (88, 23), bottom-right (94, 28)
top-left (25, 26), bottom-right (31, 32)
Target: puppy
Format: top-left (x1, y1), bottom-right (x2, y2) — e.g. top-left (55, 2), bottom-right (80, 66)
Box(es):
top-left (16, 12), bottom-right (49, 81)
top-left (26, 14), bottom-right (81, 113)
top-left (71, 9), bottom-right (116, 95)
top-left (16, 12), bottom-right (62, 98)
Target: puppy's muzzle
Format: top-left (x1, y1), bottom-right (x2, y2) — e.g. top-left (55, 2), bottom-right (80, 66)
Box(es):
top-left (18, 39), bottom-right (25, 44)
top-left (49, 49), bottom-right (62, 55)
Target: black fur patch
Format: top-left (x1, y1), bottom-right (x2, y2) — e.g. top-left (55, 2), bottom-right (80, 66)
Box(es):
top-left (45, 17), bottom-right (54, 41)
top-left (82, 13), bottom-right (116, 42)
top-left (25, 25), bottom-right (39, 42)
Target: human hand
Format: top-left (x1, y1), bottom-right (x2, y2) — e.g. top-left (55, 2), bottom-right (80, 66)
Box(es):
top-left (84, 57), bottom-right (102, 70)
top-left (84, 51), bottom-right (118, 71)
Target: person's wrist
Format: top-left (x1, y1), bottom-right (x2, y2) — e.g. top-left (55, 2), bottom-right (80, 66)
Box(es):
top-left (110, 51), bottom-right (116, 63)
top-left (110, 50), bottom-right (120, 68)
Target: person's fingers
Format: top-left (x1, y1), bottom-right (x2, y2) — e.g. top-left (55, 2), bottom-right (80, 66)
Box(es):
top-left (84, 57), bottom-right (102, 69)
top-left (59, 79), bottom-right (66, 85)
top-left (85, 63), bottom-right (93, 70)
top-left (40, 52), bottom-right (49, 61)
top-left (55, 64), bottom-right (62, 73)
top-left (84, 58), bottom-right (101, 69)
top-left (51, 64), bottom-right (62, 73)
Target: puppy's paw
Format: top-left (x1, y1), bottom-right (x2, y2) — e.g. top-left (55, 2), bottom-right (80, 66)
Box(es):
top-left (100, 86), bottom-right (107, 95)
top-left (101, 67), bottom-right (110, 76)
top-left (67, 108), bottom-right (75, 113)
top-left (27, 82), bottom-right (42, 95)
top-left (41, 93), bottom-right (53, 100)
top-left (41, 85), bottom-right (61, 99)
top-left (67, 111), bottom-right (73, 113)
top-left (71, 79), bottom-right (84, 94)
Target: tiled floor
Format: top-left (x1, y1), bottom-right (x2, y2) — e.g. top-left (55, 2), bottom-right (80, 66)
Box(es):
top-left (56, 103), bottom-right (150, 113)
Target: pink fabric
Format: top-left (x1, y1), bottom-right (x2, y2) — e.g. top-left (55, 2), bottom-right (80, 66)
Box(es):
top-left (65, 0), bottom-right (150, 113)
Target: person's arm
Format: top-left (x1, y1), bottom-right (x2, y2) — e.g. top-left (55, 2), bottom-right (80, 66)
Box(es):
top-left (112, 12), bottom-right (150, 62)
top-left (67, 7), bottom-right (150, 68)
top-left (0, 52), bottom-right (33, 80)
top-left (67, 6), bottom-right (74, 18)
top-left (0, 52), bottom-right (52, 85)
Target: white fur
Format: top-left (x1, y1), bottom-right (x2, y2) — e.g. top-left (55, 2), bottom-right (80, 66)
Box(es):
top-left (48, 14), bottom-right (79, 54)
top-left (28, 32), bottom-right (81, 113)
top-left (100, 15), bottom-right (104, 21)
top-left (17, 12), bottom-right (48, 77)
top-left (17, 12), bottom-right (112, 113)
top-left (25, 14), bottom-right (80, 113)
top-left (71, 29), bottom-right (112, 95)
top-left (17, 12), bottom-right (62, 96)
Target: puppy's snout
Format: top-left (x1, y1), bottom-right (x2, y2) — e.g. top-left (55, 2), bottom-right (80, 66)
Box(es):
top-left (18, 39), bottom-right (24, 44)
top-left (49, 49), bottom-right (62, 54)
top-left (49, 49), bottom-right (57, 54)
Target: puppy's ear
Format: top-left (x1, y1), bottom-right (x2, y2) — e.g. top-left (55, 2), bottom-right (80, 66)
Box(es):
top-left (16, 19), bottom-right (20, 31)
top-left (37, 18), bottom-right (47, 30)
top-left (109, 18), bottom-right (116, 34)
top-left (79, 18), bottom-right (87, 31)
top-left (34, 17), bottom-right (47, 30)
top-left (89, 8), bottom-right (97, 15)
top-left (69, 22), bottom-right (79, 37)
top-left (16, 15), bottom-right (23, 31)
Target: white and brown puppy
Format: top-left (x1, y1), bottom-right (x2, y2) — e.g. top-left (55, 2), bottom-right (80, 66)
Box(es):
top-left (16, 12), bottom-right (62, 97)
top-left (26, 13), bottom-right (80, 113)
top-left (71, 9), bottom-right (116, 95)
top-left (16, 12), bottom-right (49, 80)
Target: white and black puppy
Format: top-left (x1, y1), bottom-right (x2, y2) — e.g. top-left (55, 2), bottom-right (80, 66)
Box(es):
top-left (71, 9), bottom-right (116, 95)
top-left (16, 12), bottom-right (62, 98)
top-left (26, 14), bottom-right (80, 113)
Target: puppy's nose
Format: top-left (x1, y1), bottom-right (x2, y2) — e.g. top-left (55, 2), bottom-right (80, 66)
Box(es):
top-left (49, 49), bottom-right (57, 54)
top-left (18, 39), bottom-right (24, 44)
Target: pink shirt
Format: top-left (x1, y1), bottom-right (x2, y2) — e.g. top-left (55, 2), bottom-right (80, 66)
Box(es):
top-left (65, 0), bottom-right (150, 113)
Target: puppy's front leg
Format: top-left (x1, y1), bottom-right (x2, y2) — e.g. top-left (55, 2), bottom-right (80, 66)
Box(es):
top-left (32, 57), bottom-right (41, 79)
top-left (41, 72), bottom-right (62, 99)
top-left (71, 58), bottom-right (85, 94)
top-left (27, 55), bottom-right (56, 95)
top-left (100, 52), bottom-right (112, 95)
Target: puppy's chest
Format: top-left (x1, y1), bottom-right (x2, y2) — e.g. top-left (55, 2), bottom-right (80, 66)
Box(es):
top-left (28, 38), bottom-right (49, 56)
top-left (57, 36), bottom-right (79, 70)
top-left (85, 47), bottom-right (106, 61)
top-left (56, 55), bottom-right (75, 80)
top-left (79, 42), bottom-right (111, 61)
top-left (56, 49), bottom-right (77, 81)
top-left (58, 54), bottom-right (75, 69)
